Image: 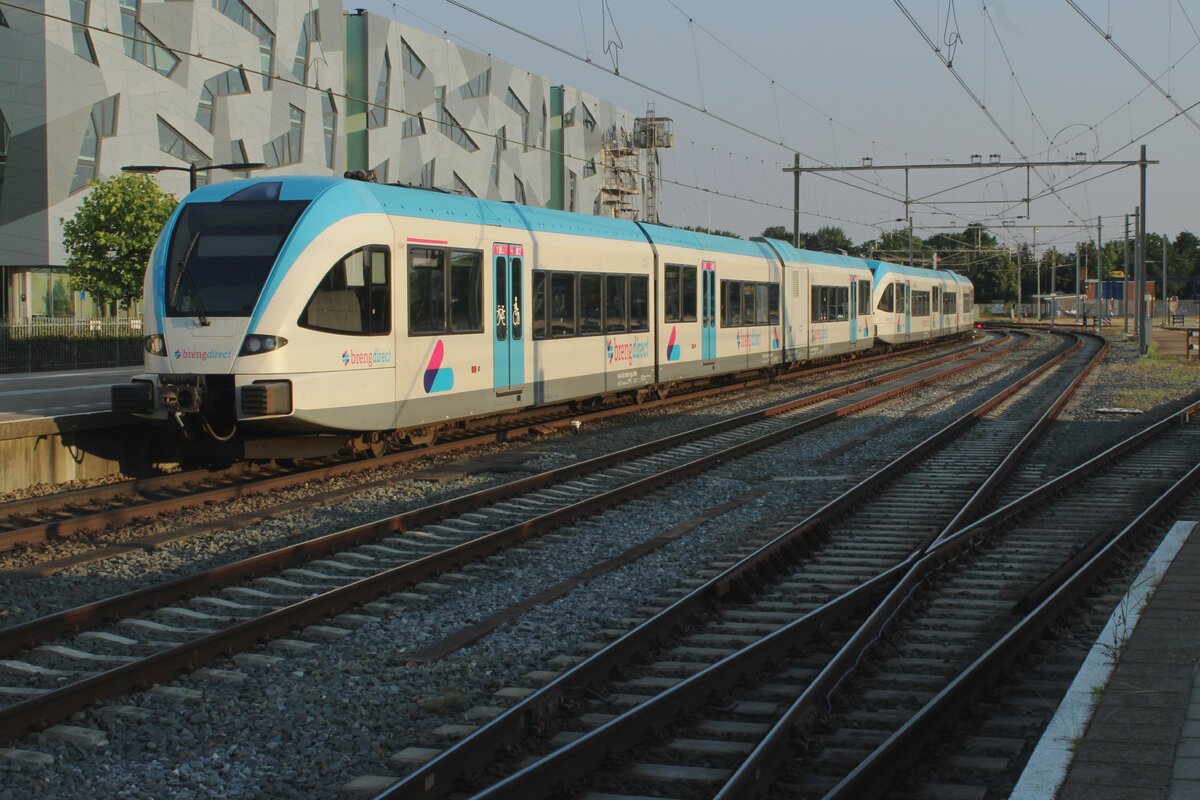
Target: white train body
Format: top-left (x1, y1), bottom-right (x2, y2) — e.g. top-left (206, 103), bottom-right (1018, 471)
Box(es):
top-left (113, 177), bottom-right (974, 455)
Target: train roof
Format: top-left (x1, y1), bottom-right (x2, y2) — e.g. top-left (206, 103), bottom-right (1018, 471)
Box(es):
top-left (185, 176), bottom-right (651, 243)
top-left (756, 238), bottom-right (874, 269)
top-left (868, 259), bottom-right (971, 286)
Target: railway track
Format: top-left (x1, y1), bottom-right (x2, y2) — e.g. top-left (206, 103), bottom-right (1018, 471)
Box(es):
top-left (0, 330), bottom-right (1026, 746)
top-left (363, 340), bottom-right (1200, 800)
top-left (344, 331), bottom-right (1107, 797)
top-left (0, 336), bottom-right (986, 561)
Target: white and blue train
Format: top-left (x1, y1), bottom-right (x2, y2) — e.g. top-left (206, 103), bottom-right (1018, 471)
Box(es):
top-left (112, 176), bottom-right (975, 458)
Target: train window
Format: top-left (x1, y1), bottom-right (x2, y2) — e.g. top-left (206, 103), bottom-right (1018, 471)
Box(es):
top-left (532, 270), bottom-right (547, 339)
top-left (768, 284), bottom-right (780, 325)
top-left (550, 272), bottom-right (576, 336)
top-left (605, 274), bottom-right (627, 332)
top-left (911, 290), bottom-right (931, 316)
top-left (664, 264), bottom-right (696, 323)
top-left (664, 264), bottom-right (681, 322)
top-left (449, 250), bottom-right (483, 333)
top-left (494, 259), bottom-right (507, 341)
top-left (681, 266), bottom-right (697, 321)
top-left (858, 280), bottom-right (871, 315)
top-left (407, 246), bottom-right (484, 335)
top-left (408, 247), bottom-right (446, 334)
top-left (166, 200), bottom-right (310, 318)
top-left (299, 245), bottom-right (391, 335)
top-left (895, 283), bottom-right (907, 314)
top-left (811, 285), bottom-right (849, 322)
top-left (943, 292), bottom-right (957, 314)
top-left (579, 273), bottom-right (602, 335)
top-left (742, 283), bottom-right (757, 326)
top-left (511, 261), bottom-right (523, 340)
top-left (630, 275), bottom-right (649, 331)
top-left (963, 291), bottom-right (973, 313)
top-left (877, 283), bottom-right (894, 313)
top-left (754, 284), bottom-right (768, 325)
top-left (722, 281), bottom-right (741, 327)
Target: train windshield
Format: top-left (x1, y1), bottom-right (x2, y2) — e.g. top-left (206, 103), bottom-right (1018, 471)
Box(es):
top-left (165, 200), bottom-right (309, 317)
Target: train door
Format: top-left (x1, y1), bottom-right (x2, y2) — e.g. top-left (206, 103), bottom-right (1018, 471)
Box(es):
top-left (849, 278), bottom-right (859, 346)
top-left (932, 285), bottom-right (941, 336)
top-left (492, 243), bottom-right (525, 395)
top-left (701, 260), bottom-right (716, 361)
top-left (904, 283), bottom-right (912, 341)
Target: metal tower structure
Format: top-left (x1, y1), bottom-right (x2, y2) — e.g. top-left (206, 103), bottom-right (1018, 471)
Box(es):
top-left (633, 103), bottom-right (674, 223)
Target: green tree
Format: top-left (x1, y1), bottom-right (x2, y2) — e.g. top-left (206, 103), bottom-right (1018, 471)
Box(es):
top-left (61, 173), bottom-right (178, 316)
top-left (808, 225), bottom-right (853, 254)
top-left (761, 225), bottom-right (791, 242)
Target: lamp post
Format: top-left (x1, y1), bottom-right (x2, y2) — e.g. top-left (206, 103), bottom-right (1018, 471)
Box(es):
top-left (122, 161), bottom-right (267, 191)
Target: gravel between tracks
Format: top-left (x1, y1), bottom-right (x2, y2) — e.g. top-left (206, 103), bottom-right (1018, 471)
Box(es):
top-left (3, 331), bottom-right (1197, 799)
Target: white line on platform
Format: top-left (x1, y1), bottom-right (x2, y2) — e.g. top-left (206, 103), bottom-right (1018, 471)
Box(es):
top-left (1008, 519), bottom-right (1199, 800)
top-left (0, 383), bottom-right (123, 398)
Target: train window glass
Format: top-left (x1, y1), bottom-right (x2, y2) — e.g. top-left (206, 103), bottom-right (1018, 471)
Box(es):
top-left (630, 275), bottom-right (649, 331)
top-left (408, 247), bottom-right (446, 334)
top-left (550, 272), bottom-right (576, 336)
top-left (742, 283), bottom-right (757, 326)
top-left (858, 280), bottom-right (871, 315)
top-left (877, 283), bottom-right (894, 313)
top-left (811, 285), bottom-right (849, 322)
top-left (664, 264), bottom-right (681, 322)
top-left (299, 245), bottom-right (390, 335)
top-left (681, 266), bottom-right (697, 321)
top-left (754, 284), bottom-right (768, 325)
top-left (605, 274), bottom-right (627, 332)
top-left (166, 200), bottom-right (309, 318)
top-left (963, 291), bottom-right (973, 313)
top-left (895, 283), bottom-right (907, 314)
top-left (722, 281), bottom-right (741, 327)
top-left (511, 259), bottom-right (522, 340)
top-left (494, 258), bottom-right (507, 341)
top-left (449, 250), bottom-right (482, 333)
top-left (579, 273), bottom-right (602, 334)
top-left (532, 270), bottom-right (547, 339)
top-left (943, 292), bottom-right (957, 314)
top-left (911, 290), bottom-right (931, 316)
top-left (768, 284), bottom-right (780, 324)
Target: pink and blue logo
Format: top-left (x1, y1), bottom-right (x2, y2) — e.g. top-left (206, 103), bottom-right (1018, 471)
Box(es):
top-left (423, 339), bottom-right (454, 393)
top-left (772, 327), bottom-right (780, 349)
top-left (666, 326), bottom-right (680, 361)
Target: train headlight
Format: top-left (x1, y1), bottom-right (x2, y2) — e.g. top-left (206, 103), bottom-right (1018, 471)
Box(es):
top-left (239, 334), bottom-right (288, 356)
top-left (144, 334), bottom-right (166, 355)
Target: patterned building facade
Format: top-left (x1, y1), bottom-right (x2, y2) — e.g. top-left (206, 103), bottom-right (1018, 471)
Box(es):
top-left (0, 1), bottom-right (640, 321)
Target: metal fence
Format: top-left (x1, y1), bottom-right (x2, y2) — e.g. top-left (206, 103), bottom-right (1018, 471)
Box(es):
top-left (0, 318), bottom-right (145, 374)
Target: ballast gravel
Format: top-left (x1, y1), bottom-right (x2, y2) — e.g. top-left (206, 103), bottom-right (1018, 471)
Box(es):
top-left (5, 331), bottom-right (1195, 799)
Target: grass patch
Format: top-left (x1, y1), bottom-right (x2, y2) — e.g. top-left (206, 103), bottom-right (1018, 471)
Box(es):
top-left (1107, 351), bottom-right (1199, 409)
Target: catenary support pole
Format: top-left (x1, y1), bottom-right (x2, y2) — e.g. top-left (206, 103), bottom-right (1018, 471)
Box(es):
top-left (1137, 144), bottom-right (1149, 355)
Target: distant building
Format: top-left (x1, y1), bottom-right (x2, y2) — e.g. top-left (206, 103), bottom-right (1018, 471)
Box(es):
top-left (0, 1), bottom-right (640, 321)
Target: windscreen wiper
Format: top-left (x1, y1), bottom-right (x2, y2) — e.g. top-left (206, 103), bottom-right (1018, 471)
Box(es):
top-left (170, 232), bottom-right (211, 327)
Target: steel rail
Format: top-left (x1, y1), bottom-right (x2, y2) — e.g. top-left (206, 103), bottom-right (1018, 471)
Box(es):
top-left (714, 333), bottom-right (1108, 798)
top-left (0, 335), bottom-right (1013, 744)
top-left (821, 399), bottom-right (1200, 799)
top-left (373, 332), bottom-right (1079, 799)
top-left (0, 337), bottom-right (1006, 656)
top-left (0, 336), bottom-right (990, 553)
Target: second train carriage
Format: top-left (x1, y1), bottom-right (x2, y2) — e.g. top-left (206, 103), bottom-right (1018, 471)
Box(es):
top-left (113, 176), bottom-right (974, 456)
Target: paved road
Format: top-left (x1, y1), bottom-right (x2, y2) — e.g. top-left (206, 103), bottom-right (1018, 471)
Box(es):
top-left (0, 366), bottom-right (141, 423)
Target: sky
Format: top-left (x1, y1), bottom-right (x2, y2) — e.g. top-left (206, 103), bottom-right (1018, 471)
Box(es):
top-left (355, 0), bottom-right (1200, 256)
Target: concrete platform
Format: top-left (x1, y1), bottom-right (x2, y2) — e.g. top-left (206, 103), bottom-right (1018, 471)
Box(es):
top-left (1011, 520), bottom-right (1200, 799)
top-left (0, 366), bottom-right (159, 492)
